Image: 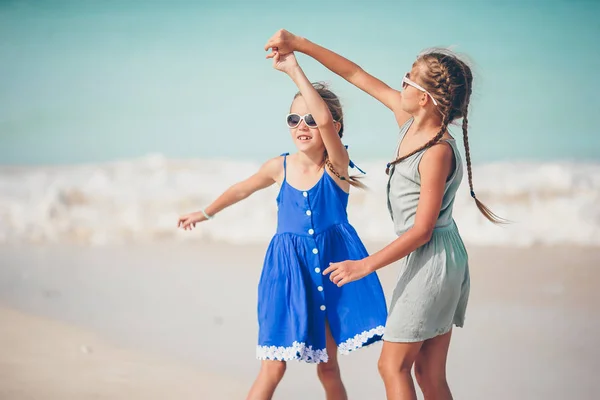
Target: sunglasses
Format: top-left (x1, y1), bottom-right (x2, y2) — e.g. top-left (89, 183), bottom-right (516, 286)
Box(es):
top-left (402, 73), bottom-right (438, 106)
top-left (286, 113), bottom-right (318, 129)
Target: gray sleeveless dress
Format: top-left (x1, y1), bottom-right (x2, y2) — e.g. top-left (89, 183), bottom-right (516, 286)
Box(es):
top-left (384, 118), bottom-right (470, 342)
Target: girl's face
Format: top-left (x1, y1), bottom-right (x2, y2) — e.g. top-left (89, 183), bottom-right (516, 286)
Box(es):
top-left (400, 63), bottom-right (437, 115)
top-left (288, 96), bottom-right (325, 152)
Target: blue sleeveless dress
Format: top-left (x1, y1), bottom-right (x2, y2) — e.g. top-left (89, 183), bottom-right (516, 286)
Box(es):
top-left (256, 154), bottom-right (388, 364)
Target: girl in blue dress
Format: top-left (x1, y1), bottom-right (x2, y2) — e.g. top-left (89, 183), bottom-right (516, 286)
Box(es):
top-left (178, 51), bottom-right (387, 400)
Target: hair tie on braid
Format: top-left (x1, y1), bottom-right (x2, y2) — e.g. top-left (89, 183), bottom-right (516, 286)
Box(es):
top-left (470, 190), bottom-right (475, 198)
top-left (324, 155), bottom-right (367, 189)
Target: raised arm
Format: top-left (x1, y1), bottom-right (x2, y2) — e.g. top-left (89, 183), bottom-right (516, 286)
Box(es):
top-left (178, 157), bottom-right (281, 230)
top-left (265, 29), bottom-right (411, 127)
top-left (272, 51), bottom-right (348, 170)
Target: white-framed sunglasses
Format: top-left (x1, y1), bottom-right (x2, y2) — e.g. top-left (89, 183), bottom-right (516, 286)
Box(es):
top-left (286, 113), bottom-right (318, 128)
top-left (286, 113), bottom-right (339, 129)
top-left (402, 73), bottom-right (438, 106)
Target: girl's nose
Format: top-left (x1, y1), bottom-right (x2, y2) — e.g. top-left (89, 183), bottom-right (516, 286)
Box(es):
top-left (298, 119), bottom-right (309, 130)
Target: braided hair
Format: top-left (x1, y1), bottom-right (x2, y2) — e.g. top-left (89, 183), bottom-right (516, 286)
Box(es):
top-left (387, 50), bottom-right (505, 224)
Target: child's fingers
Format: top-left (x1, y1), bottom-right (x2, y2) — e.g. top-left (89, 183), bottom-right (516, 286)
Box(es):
top-left (322, 263), bottom-right (336, 275)
top-left (264, 38), bottom-right (277, 51)
top-left (337, 277), bottom-right (349, 287)
top-left (329, 269), bottom-right (343, 283)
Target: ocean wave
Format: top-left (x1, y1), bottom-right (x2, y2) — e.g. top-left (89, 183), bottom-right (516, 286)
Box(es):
top-left (1, 154), bottom-right (599, 247)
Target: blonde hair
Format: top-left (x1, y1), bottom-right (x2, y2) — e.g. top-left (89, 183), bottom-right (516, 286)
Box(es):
top-left (388, 49), bottom-right (505, 224)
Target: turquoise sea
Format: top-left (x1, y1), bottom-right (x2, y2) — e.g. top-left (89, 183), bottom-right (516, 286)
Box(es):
top-left (1, 0), bottom-right (598, 165)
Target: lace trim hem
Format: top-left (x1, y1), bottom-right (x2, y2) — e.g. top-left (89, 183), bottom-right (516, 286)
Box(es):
top-left (338, 325), bottom-right (385, 355)
top-left (256, 341), bottom-right (328, 364)
top-left (256, 326), bottom-right (385, 363)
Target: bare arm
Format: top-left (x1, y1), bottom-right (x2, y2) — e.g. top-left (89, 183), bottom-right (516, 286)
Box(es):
top-left (277, 53), bottom-right (348, 170)
top-left (265, 30), bottom-right (412, 127)
top-left (178, 157), bottom-right (281, 229)
top-left (363, 143), bottom-right (454, 271)
top-left (323, 143), bottom-right (454, 284)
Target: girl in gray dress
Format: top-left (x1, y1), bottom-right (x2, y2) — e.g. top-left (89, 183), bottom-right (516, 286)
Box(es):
top-left (265, 30), bottom-right (505, 400)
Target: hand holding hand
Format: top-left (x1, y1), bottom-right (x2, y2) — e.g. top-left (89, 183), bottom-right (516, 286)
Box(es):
top-left (265, 29), bottom-right (299, 59)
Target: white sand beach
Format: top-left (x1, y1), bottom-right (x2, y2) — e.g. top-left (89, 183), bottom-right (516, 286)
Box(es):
top-left (0, 242), bottom-right (599, 399)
